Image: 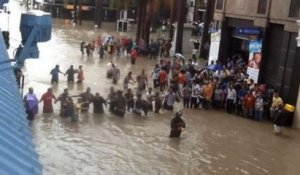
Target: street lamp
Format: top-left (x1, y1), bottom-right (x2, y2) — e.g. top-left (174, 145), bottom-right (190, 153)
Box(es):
top-left (297, 20), bottom-right (300, 47)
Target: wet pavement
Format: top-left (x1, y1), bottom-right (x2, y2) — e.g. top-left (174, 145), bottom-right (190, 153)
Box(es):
top-left (4, 1), bottom-right (300, 175)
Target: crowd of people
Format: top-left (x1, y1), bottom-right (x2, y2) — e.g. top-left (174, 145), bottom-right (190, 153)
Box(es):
top-left (23, 33), bottom-right (290, 136)
top-left (50, 64), bottom-right (84, 84)
top-left (80, 35), bottom-right (173, 63)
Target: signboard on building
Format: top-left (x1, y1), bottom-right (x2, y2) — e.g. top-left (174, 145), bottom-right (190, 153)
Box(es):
top-left (247, 39), bottom-right (262, 83)
top-left (236, 27), bottom-right (260, 35)
top-left (208, 30), bottom-right (221, 64)
top-left (64, 5), bottom-right (90, 11)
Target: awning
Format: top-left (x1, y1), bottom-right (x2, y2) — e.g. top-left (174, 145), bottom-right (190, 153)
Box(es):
top-left (0, 30), bottom-right (42, 175)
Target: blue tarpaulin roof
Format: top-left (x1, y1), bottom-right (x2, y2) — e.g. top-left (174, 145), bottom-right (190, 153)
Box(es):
top-left (0, 31), bottom-right (42, 175)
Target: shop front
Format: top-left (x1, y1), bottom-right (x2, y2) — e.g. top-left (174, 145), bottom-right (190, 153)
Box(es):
top-left (218, 17), bottom-right (300, 127)
top-left (218, 18), bottom-right (264, 83)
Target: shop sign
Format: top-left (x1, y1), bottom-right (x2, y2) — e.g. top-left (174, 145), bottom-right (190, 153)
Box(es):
top-left (247, 39), bottom-right (262, 83)
top-left (236, 27), bottom-right (260, 36)
top-left (209, 30), bottom-right (221, 64)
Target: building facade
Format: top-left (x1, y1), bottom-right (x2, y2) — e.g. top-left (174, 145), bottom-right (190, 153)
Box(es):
top-left (213, 0), bottom-right (300, 127)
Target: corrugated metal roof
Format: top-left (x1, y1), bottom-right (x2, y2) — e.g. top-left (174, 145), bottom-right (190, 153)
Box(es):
top-left (0, 30), bottom-right (42, 175)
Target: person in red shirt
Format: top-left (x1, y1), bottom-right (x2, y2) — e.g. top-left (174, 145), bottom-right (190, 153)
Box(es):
top-left (177, 70), bottom-right (186, 85)
top-left (130, 48), bottom-right (138, 65)
top-left (159, 69), bottom-right (168, 92)
top-left (40, 88), bottom-right (57, 113)
top-left (95, 36), bottom-right (101, 50)
top-left (243, 90), bottom-right (255, 118)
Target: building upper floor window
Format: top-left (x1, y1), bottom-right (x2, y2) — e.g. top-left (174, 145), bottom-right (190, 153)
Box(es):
top-left (289, 0), bottom-right (300, 18)
top-left (257, 0), bottom-right (268, 14)
top-left (216, 0), bottom-right (224, 10)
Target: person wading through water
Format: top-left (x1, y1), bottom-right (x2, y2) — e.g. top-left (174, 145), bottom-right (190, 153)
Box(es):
top-left (169, 111), bottom-right (186, 138)
top-left (65, 65), bottom-right (77, 83)
top-left (76, 87), bottom-right (94, 112)
top-left (110, 90), bottom-right (126, 117)
top-left (77, 65), bottom-right (84, 83)
top-left (55, 88), bottom-right (73, 117)
top-left (39, 88), bottom-right (57, 113)
top-left (23, 87), bottom-right (39, 120)
top-left (50, 65), bottom-right (63, 84)
top-left (93, 93), bottom-right (107, 114)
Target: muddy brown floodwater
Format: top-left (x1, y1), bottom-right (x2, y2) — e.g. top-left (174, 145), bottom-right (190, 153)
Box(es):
top-left (6, 1), bottom-right (300, 175)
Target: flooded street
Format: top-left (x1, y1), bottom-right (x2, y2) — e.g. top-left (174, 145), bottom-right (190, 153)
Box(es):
top-left (5, 2), bottom-right (300, 175)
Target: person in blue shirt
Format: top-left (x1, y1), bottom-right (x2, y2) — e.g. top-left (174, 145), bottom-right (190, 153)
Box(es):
top-left (50, 65), bottom-right (63, 84)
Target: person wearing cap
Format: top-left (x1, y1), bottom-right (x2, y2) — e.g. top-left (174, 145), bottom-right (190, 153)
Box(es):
top-left (169, 111), bottom-right (186, 138)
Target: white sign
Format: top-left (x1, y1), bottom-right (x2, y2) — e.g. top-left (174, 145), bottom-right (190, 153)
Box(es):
top-left (208, 30), bottom-right (221, 64)
top-left (247, 40), bottom-right (262, 83)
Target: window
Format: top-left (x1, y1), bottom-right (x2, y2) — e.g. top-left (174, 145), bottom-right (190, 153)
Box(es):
top-left (216, 0), bottom-right (224, 10)
top-left (257, 0), bottom-right (268, 14)
top-left (289, 0), bottom-right (300, 18)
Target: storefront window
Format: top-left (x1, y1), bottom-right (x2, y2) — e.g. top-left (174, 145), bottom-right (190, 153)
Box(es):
top-left (289, 0), bottom-right (300, 18)
top-left (216, 0), bottom-right (224, 10)
top-left (257, 0), bottom-right (268, 14)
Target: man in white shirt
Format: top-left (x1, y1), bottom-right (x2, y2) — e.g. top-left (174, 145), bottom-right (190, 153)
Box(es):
top-left (226, 85), bottom-right (236, 113)
top-left (146, 87), bottom-right (155, 111)
top-left (191, 83), bottom-right (202, 109)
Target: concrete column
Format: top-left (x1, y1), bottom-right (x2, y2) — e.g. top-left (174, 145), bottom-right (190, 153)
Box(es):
top-left (297, 20), bottom-right (300, 47)
top-left (294, 20), bottom-right (300, 129)
top-left (294, 86), bottom-right (300, 129)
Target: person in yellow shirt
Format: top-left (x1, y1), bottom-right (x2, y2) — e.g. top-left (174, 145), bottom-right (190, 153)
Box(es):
top-left (270, 92), bottom-right (283, 118)
top-left (203, 81), bottom-right (213, 109)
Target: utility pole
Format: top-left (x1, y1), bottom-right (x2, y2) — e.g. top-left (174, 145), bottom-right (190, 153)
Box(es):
top-left (78, 0), bottom-right (82, 25)
top-left (31, 0), bottom-right (34, 10)
top-left (200, 0), bottom-right (216, 59)
top-left (95, 0), bottom-right (103, 28)
top-left (169, 0), bottom-right (177, 40)
top-left (193, 0), bottom-right (199, 22)
top-left (297, 20), bottom-right (300, 47)
top-left (175, 0), bottom-right (186, 53)
top-left (73, 0), bottom-right (78, 24)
